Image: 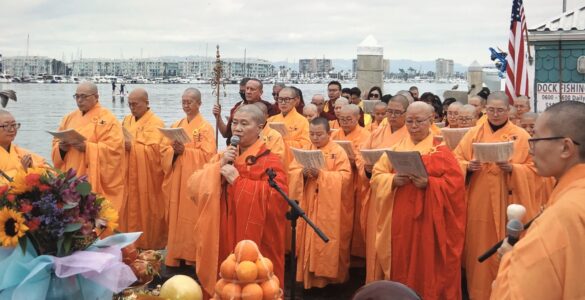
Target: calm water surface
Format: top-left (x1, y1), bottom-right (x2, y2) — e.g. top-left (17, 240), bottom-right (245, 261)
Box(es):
top-left (0, 82), bottom-right (464, 159)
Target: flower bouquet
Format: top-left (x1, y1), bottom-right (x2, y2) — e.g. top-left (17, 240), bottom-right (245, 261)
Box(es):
top-left (0, 167), bottom-right (139, 300)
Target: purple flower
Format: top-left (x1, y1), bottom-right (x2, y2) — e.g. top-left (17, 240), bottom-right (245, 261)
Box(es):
top-left (60, 187), bottom-right (81, 207)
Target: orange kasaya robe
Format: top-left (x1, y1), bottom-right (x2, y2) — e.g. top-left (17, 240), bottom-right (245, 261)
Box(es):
top-left (260, 125), bottom-right (287, 165)
top-left (430, 123), bottom-right (442, 135)
top-left (51, 103), bottom-right (126, 211)
top-left (491, 164), bottom-right (585, 299)
top-left (288, 141), bottom-right (352, 288)
top-left (187, 139), bottom-right (288, 296)
top-left (267, 109), bottom-right (311, 164)
top-left (331, 126), bottom-right (371, 258)
top-left (0, 144), bottom-right (47, 184)
top-left (329, 119), bottom-right (341, 130)
top-left (365, 119), bottom-right (385, 133)
top-left (163, 113), bottom-right (216, 266)
top-left (370, 133), bottom-right (466, 300)
top-left (364, 122), bottom-right (408, 149)
top-left (119, 109), bottom-right (168, 250)
top-left (453, 120), bottom-right (536, 300)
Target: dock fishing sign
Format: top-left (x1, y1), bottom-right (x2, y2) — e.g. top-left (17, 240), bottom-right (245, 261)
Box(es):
top-left (536, 82), bottom-right (585, 112)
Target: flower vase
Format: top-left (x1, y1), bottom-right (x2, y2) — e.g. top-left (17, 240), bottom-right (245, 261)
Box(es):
top-left (46, 272), bottom-right (83, 300)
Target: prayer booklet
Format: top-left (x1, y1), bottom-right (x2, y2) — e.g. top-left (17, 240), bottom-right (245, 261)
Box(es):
top-left (268, 122), bottom-right (288, 137)
top-left (472, 141), bottom-right (515, 162)
top-left (122, 127), bottom-right (133, 142)
top-left (363, 100), bottom-right (382, 114)
top-left (47, 129), bottom-right (86, 143)
top-left (360, 149), bottom-right (389, 165)
top-left (291, 148), bottom-right (326, 169)
top-left (333, 140), bottom-right (355, 159)
top-left (385, 150), bottom-right (428, 178)
top-left (440, 127), bottom-right (470, 150)
top-left (435, 122), bottom-right (446, 128)
top-left (158, 128), bottom-right (192, 143)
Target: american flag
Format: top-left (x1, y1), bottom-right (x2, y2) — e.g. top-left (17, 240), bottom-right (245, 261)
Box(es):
top-left (505, 0), bottom-right (529, 103)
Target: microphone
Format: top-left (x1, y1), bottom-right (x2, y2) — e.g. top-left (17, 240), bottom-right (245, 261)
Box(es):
top-left (227, 135), bottom-right (240, 165)
top-left (478, 204), bottom-right (526, 263)
top-left (265, 168), bottom-right (276, 180)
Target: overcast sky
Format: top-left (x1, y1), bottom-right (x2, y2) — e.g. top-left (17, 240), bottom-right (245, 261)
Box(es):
top-left (0, 0), bottom-right (582, 66)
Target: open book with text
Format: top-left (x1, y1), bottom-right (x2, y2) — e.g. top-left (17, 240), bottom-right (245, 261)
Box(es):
top-left (158, 128), bottom-right (191, 143)
top-left (385, 150), bottom-right (428, 178)
top-left (47, 129), bottom-right (86, 143)
top-left (291, 148), bottom-right (325, 169)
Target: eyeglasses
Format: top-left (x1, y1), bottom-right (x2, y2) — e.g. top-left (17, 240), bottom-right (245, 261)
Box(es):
top-left (386, 109), bottom-right (405, 116)
top-left (528, 136), bottom-right (581, 151)
top-left (457, 117), bottom-right (474, 122)
top-left (338, 117), bottom-right (354, 122)
top-left (0, 123), bottom-right (21, 131)
top-left (73, 93), bottom-right (96, 100)
top-left (447, 111), bottom-right (459, 116)
top-left (277, 97), bottom-right (295, 104)
top-left (369, 93), bottom-right (380, 98)
top-left (486, 107), bottom-right (507, 114)
top-left (405, 117), bottom-right (431, 126)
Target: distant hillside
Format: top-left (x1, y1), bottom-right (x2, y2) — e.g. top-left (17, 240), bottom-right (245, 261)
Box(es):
top-left (272, 59), bottom-right (468, 73)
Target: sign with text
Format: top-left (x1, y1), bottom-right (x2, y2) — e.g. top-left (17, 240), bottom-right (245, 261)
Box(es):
top-left (536, 83), bottom-right (585, 112)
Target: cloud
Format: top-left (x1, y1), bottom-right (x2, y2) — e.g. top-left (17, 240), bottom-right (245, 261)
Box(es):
top-left (0, 0), bottom-right (580, 65)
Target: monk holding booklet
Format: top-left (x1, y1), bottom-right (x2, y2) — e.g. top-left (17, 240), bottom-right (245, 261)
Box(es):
top-left (370, 102), bottom-right (466, 299)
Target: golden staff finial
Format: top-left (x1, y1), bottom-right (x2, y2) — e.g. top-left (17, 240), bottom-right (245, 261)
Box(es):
top-left (212, 45), bottom-right (225, 147)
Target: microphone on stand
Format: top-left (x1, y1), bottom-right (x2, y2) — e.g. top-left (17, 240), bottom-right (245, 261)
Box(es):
top-left (478, 204), bottom-right (526, 263)
top-left (227, 135), bottom-right (240, 165)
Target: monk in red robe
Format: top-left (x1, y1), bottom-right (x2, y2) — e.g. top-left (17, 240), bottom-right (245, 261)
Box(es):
top-left (491, 101), bottom-right (585, 299)
top-left (371, 102), bottom-right (466, 299)
top-left (164, 88), bottom-right (216, 267)
top-left (51, 81), bottom-right (125, 211)
top-left (187, 105), bottom-right (288, 297)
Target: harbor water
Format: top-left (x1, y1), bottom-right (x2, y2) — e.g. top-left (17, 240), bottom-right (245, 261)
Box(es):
top-left (0, 82), bottom-right (466, 159)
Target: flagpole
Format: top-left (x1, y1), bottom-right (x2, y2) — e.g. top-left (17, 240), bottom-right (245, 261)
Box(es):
top-left (523, 14), bottom-right (534, 65)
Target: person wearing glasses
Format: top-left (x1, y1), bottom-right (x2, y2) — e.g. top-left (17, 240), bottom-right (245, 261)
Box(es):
top-left (453, 91), bottom-right (537, 300)
top-left (445, 102), bottom-right (463, 128)
top-left (350, 87), bottom-right (372, 127)
top-left (363, 94), bottom-right (410, 151)
top-left (119, 88), bottom-right (167, 250)
top-left (370, 102), bottom-right (466, 299)
top-left (322, 81), bottom-right (342, 121)
top-left (329, 97), bottom-right (350, 130)
top-left (366, 86), bottom-right (382, 101)
top-left (51, 81), bottom-right (126, 212)
top-left (330, 104), bottom-right (372, 261)
top-left (0, 109), bottom-right (46, 184)
top-left (512, 95), bottom-right (531, 119)
top-left (491, 101), bottom-right (585, 299)
top-left (267, 87), bottom-right (311, 164)
top-left (456, 104), bottom-right (479, 128)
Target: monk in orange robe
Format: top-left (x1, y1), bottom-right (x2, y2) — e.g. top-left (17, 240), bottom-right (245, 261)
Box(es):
top-left (328, 97), bottom-right (349, 131)
top-left (51, 81), bottom-right (125, 211)
top-left (469, 95), bottom-right (488, 125)
top-left (0, 110), bottom-right (47, 183)
top-left (446, 101), bottom-right (463, 128)
top-left (288, 117), bottom-right (352, 288)
top-left (331, 104), bottom-right (371, 259)
top-left (119, 88), bottom-right (167, 250)
top-left (362, 94), bottom-right (410, 282)
top-left (187, 105), bottom-right (288, 297)
top-left (491, 101), bottom-right (585, 299)
top-left (454, 92), bottom-right (536, 300)
top-left (371, 102), bottom-right (466, 299)
top-left (250, 101), bottom-right (286, 163)
top-left (267, 87), bottom-right (311, 162)
top-left (164, 88), bottom-right (216, 267)
top-left (365, 102), bottom-right (387, 132)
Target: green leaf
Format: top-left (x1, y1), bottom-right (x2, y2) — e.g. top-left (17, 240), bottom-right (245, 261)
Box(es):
top-left (63, 236), bottom-right (73, 255)
top-left (57, 237), bottom-right (64, 256)
top-left (18, 237), bottom-right (27, 255)
top-left (75, 182), bottom-right (92, 196)
top-left (64, 223), bottom-right (82, 233)
top-left (63, 203), bottom-right (78, 210)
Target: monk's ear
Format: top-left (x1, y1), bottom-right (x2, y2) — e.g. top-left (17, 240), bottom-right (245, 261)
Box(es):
top-left (559, 138), bottom-right (577, 160)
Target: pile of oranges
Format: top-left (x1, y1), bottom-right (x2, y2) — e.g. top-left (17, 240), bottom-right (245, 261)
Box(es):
top-left (211, 240), bottom-right (282, 300)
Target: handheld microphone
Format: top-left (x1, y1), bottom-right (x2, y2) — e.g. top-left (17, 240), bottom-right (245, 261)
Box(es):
top-left (478, 204), bottom-right (526, 262)
top-left (227, 135), bottom-right (240, 165)
top-left (265, 168), bottom-right (276, 180)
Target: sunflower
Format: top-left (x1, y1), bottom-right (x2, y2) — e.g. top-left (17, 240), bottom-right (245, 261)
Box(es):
top-left (0, 207), bottom-right (29, 247)
top-left (9, 167), bottom-right (47, 194)
top-left (96, 199), bottom-right (119, 237)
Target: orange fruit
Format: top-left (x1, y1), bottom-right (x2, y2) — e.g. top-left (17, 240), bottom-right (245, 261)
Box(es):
top-left (241, 283), bottom-right (263, 300)
top-left (215, 278), bottom-right (227, 295)
top-left (222, 282), bottom-right (242, 299)
top-left (220, 258), bottom-right (237, 280)
top-left (234, 240), bottom-right (259, 262)
top-left (261, 278), bottom-right (280, 300)
top-left (236, 261), bottom-right (258, 283)
top-left (256, 257), bottom-right (273, 280)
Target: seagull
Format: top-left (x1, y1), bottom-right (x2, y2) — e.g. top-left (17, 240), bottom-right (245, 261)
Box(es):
top-left (451, 84), bottom-right (459, 90)
top-left (0, 90), bottom-right (17, 108)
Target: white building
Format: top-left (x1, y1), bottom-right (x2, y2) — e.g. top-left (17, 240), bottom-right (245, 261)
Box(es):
top-left (436, 58), bottom-right (454, 79)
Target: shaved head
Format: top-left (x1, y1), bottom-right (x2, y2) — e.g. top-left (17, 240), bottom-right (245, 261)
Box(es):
top-left (460, 104), bottom-right (477, 116)
top-left (449, 102), bottom-right (463, 109)
top-left (407, 101), bottom-right (434, 115)
top-left (521, 112), bottom-right (538, 120)
top-left (374, 102), bottom-right (387, 109)
top-left (389, 94), bottom-right (410, 111)
top-left (129, 88), bottom-right (148, 101)
top-left (183, 87), bottom-right (202, 103)
top-left (78, 81), bottom-right (98, 94)
top-left (487, 91), bottom-right (510, 107)
top-left (397, 90), bottom-right (415, 103)
top-left (542, 101), bottom-right (585, 160)
top-left (251, 101), bottom-right (268, 116)
top-left (0, 109), bottom-right (11, 118)
top-left (341, 104), bottom-right (360, 116)
top-left (236, 103), bottom-right (266, 125)
top-left (335, 97), bottom-right (350, 107)
top-left (128, 88), bottom-right (150, 118)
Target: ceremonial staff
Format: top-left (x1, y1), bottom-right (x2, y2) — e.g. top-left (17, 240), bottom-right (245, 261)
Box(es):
top-left (211, 45), bottom-right (226, 148)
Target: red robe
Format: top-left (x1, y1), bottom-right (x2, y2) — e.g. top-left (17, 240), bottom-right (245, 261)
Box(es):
top-left (371, 133), bottom-right (467, 299)
top-left (187, 139), bottom-right (288, 296)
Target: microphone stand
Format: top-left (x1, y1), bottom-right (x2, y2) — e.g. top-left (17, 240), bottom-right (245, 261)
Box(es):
top-left (265, 168), bottom-right (329, 300)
